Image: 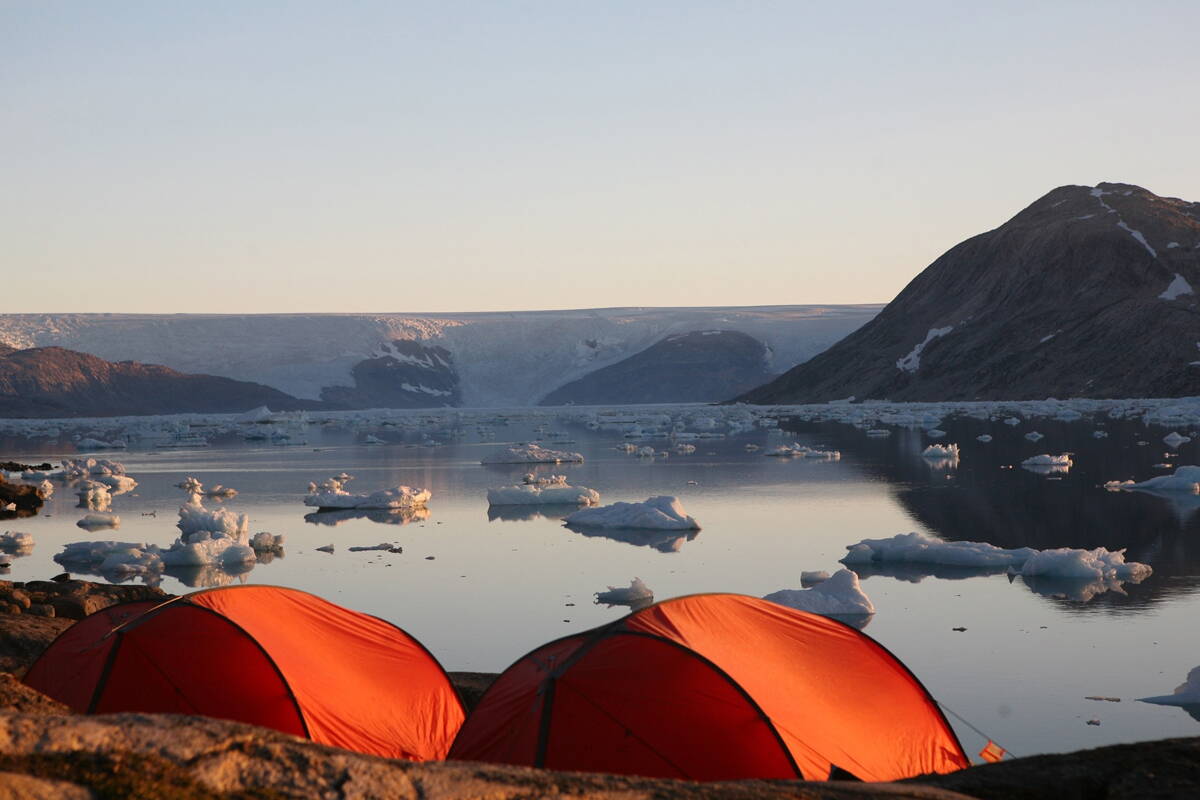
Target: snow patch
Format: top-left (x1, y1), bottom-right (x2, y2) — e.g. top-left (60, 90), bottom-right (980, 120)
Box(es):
top-left (1159, 274), bottom-right (1193, 301)
top-left (896, 326), bottom-right (954, 373)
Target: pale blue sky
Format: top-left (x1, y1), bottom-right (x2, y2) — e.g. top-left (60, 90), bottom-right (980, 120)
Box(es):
top-left (4, 1), bottom-right (1198, 313)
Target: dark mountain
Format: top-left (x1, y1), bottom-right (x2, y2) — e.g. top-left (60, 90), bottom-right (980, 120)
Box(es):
top-left (320, 339), bottom-right (461, 408)
top-left (0, 347), bottom-right (318, 418)
top-left (738, 182), bottom-right (1200, 403)
top-left (541, 329), bottom-right (776, 405)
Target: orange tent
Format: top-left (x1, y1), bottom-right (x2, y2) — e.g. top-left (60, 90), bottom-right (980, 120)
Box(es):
top-left (24, 585), bottom-right (464, 761)
top-left (450, 593), bottom-right (967, 782)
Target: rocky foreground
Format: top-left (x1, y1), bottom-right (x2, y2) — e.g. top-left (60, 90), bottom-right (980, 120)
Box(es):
top-left (0, 580), bottom-right (1195, 799)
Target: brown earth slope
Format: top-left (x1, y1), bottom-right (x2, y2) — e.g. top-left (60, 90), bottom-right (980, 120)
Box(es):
top-left (739, 183), bottom-right (1200, 403)
top-left (0, 346), bottom-right (318, 418)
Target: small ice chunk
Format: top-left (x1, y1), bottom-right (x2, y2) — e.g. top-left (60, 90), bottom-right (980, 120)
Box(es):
top-left (1093, 430), bottom-right (1109, 439)
top-left (976, 434), bottom-right (993, 443)
top-left (1004, 417), bottom-right (1021, 426)
top-left (348, 543), bottom-right (395, 552)
top-left (316, 544), bottom-right (335, 553)
top-left (77, 512), bottom-right (120, 530)
top-left (1163, 432), bottom-right (1192, 448)
top-left (1024, 431), bottom-right (1044, 442)
top-left (565, 496), bottom-right (700, 530)
top-left (594, 577), bottom-right (654, 607)
top-left (250, 531), bottom-right (284, 553)
top-left (305, 474), bottom-right (431, 510)
top-left (922, 444), bottom-right (960, 459)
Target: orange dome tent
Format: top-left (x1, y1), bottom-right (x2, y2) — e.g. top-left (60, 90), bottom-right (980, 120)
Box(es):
top-left (24, 585), bottom-right (465, 761)
top-left (449, 593), bottom-right (967, 782)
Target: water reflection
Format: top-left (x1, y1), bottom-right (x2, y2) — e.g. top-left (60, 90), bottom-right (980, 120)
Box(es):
top-left (303, 507), bottom-right (431, 526)
top-left (783, 417), bottom-right (1200, 610)
top-left (487, 504), bottom-right (581, 523)
top-left (563, 523), bottom-right (698, 553)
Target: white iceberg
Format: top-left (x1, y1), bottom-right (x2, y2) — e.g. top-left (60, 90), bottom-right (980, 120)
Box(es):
top-left (565, 496), bottom-right (700, 530)
top-left (922, 444), bottom-right (960, 459)
top-left (764, 443), bottom-right (840, 459)
top-left (1127, 466), bottom-right (1200, 493)
top-left (841, 531), bottom-right (1151, 596)
top-left (305, 474), bottom-right (431, 510)
top-left (1021, 453), bottom-right (1073, 474)
top-left (487, 474), bottom-right (600, 506)
top-left (763, 569), bottom-right (876, 617)
top-left (481, 444), bottom-right (584, 464)
top-left (594, 577), bottom-right (654, 607)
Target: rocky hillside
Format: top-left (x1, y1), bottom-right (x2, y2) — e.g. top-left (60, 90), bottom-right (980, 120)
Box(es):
top-left (0, 346), bottom-right (317, 418)
top-left (321, 339), bottom-right (462, 408)
top-left (739, 183), bottom-right (1200, 403)
top-left (540, 330), bottom-right (775, 405)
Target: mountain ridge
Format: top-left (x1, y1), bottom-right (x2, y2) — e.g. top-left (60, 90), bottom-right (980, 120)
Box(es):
top-left (738, 183), bottom-right (1200, 403)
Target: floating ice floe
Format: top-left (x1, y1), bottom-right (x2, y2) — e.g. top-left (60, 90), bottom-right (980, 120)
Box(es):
top-left (841, 531), bottom-right (1151, 600)
top-left (926, 429), bottom-right (947, 439)
top-left (1004, 417), bottom-right (1021, 426)
top-left (76, 512), bottom-right (120, 530)
top-left (565, 496), bottom-right (700, 531)
top-left (1024, 431), bottom-right (1045, 442)
top-left (60, 499), bottom-right (273, 585)
top-left (205, 485), bottom-right (238, 498)
top-left (1093, 430), bottom-right (1109, 439)
top-left (594, 577), bottom-right (654, 608)
top-left (305, 474), bottom-right (431, 510)
top-left (1163, 431), bottom-right (1192, 448)
top-left (922, 444), bottom-right (959, 459)
top-left (363, 434), bottom-right (385, 445)
top-left (176, 477), bottom-right (204, 494)
top-left (1104, 480), bottom-right (1135, 491)
top-left (316, 544), bottom-right (335, 553)
top-left (976, 434), bottom-right (993, 443)
top-left (487, 474), bottom-right (600, 506)
top-left (1021, 454), bottom-right (1073, 475)
top-left (675, 443), bottom-right (697, 454)
top-left (763, 569), bottom-right (876, 623)
top-left (1126, 466), bottom-right (1200, 493)
top-left (480, 443), bottom-right (584, 464)
top-left (764, 443), bottom-right (840, 459)
top-left (866, 429), bottom-right (891, 438)
top-left (1139, 666), bottom-right (1200, 708)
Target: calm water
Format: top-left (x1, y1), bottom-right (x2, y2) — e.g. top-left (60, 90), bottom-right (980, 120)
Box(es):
top-left (3, 411), bottom-right (1198, 761)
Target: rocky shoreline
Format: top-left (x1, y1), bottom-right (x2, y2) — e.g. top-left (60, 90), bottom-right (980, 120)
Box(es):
top-left (0, 580), bottom-right (1194, 799)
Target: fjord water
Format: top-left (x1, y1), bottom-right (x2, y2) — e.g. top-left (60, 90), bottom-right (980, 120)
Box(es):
top-left (3, 414), bottom-right (1198, 761)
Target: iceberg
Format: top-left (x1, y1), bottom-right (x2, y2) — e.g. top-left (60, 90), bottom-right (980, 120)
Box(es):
top-left (481, 443), bottom-right (584, 464)
top-left (564, 496), bottom-right (700, 531)
top-left (841, 531), bottom-right (1151, 599)
top-left (305, 474), bottom-right (431, 510)
top-left (763, 569), bottom-right (876, 621)
top-left (487, 474), bottom-right (600, 506)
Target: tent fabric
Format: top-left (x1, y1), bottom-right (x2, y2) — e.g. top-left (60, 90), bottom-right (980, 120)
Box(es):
top-left (449, 593), bottom-right (968, 782)
top-left (24, 586), bottom-right (465, 761)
